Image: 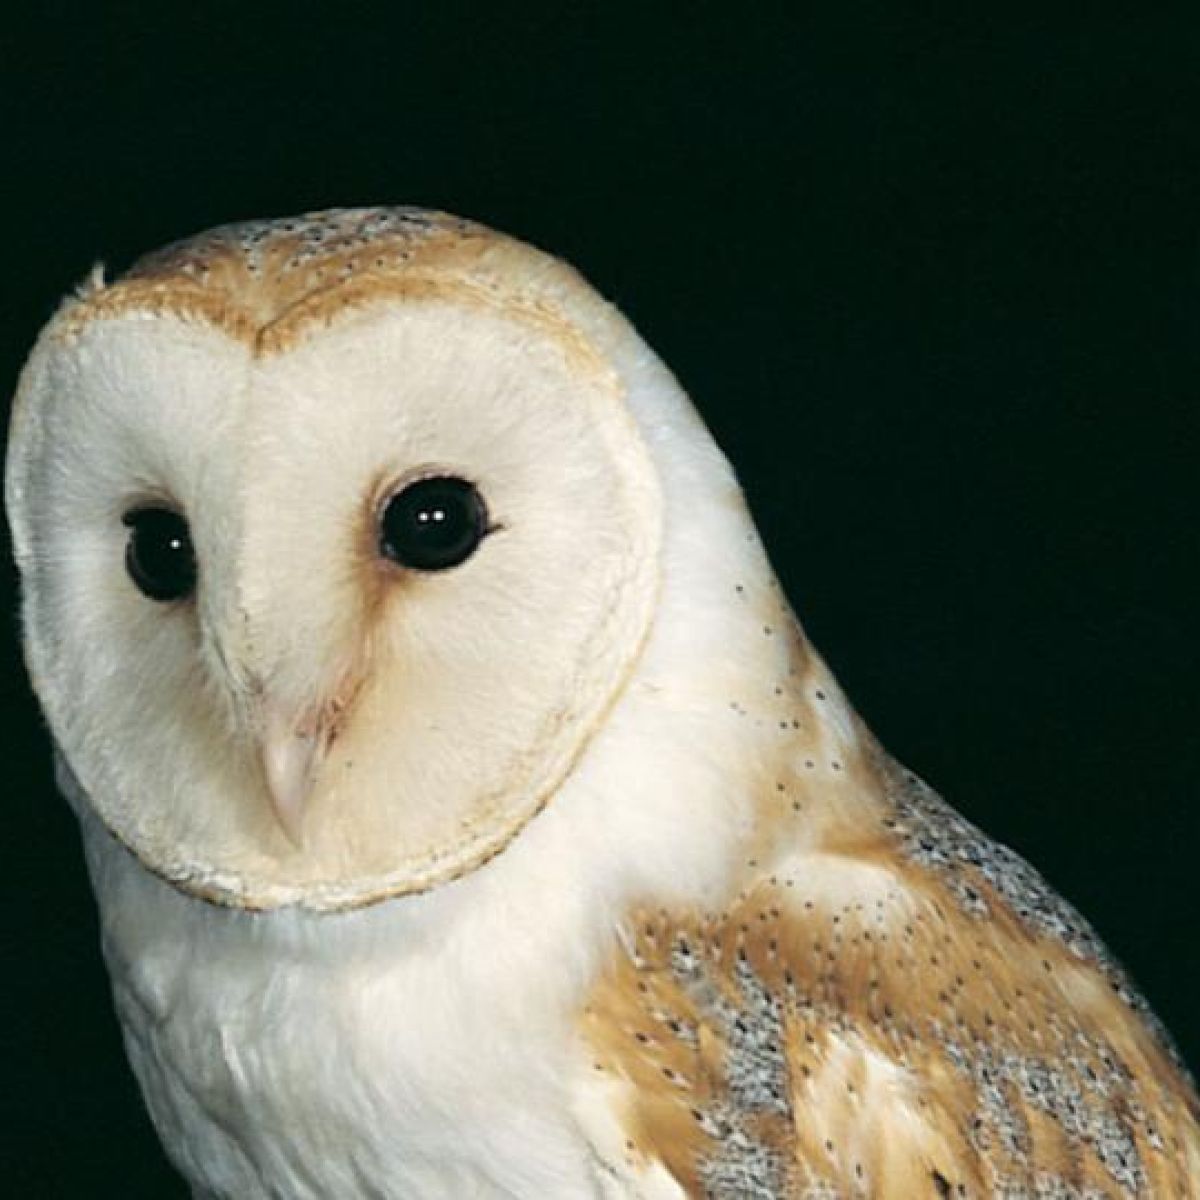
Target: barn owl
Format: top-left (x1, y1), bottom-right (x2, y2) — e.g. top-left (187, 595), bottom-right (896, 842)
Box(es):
top-left (6, 207), bottom-right (1198, 1199)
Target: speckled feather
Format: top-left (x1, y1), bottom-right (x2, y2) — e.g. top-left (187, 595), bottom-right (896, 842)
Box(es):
top-left (63, 206), bottom-right (581, 355)
top-left (581, 608), bottom-right (1199, 1198)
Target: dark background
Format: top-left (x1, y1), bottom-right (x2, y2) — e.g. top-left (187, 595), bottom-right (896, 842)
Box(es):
top-left (2, 4), bottom-right (1197, 1193)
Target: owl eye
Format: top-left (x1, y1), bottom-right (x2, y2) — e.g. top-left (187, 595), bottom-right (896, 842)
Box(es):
top-left (122, 507), bottom-right (197, 602)
top-left (379, 476), bottom-right (489, 572)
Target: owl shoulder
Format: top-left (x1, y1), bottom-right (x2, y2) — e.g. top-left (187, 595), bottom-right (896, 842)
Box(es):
top-left (574, 765), bottom-right (1200, 1197)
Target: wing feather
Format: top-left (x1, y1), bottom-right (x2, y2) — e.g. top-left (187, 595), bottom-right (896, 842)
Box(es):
top-left (578, 759), bottom-right (1199, 1197)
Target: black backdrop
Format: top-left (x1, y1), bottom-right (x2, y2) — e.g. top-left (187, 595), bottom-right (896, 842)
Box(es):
top-left (2, 4), bottom-right (1197, 1194)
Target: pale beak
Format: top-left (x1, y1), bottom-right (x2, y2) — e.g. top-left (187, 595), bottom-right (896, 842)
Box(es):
top-left (254, 663), bottom-right (363, 846)
top-left (260, 705), bottom-right (322, 846)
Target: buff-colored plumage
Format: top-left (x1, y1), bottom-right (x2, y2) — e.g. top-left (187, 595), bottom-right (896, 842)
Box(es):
top-left (6, 208), bottom-right (1198, 1198)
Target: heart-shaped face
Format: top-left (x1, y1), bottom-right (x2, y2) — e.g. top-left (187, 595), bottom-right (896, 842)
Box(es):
top-left (6, 210), bottom-right (662, 910)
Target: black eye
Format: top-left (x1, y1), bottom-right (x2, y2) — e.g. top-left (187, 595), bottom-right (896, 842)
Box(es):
top-left (122, 507), bottom-right (197, 602)
top-left (379, 476), bottom-right (489, 572)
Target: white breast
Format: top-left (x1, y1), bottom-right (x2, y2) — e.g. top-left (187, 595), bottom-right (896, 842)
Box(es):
top-left (81, 810), bottom-right (613, 1199)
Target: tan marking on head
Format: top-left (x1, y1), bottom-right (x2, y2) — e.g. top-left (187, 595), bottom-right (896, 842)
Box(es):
top-left (48, 208), bottom-right (609, 375)
top-left (52, 278), bottom-right (263, 345)
top-left (120, 208), bottom-right (485, 327)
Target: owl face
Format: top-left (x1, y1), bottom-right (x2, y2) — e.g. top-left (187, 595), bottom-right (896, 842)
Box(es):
top-left (6, 212), bottom-right (662, 910)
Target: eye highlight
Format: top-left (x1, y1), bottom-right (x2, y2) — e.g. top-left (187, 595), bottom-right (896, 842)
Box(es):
top-left (122, 507), bottom-right (197, 602)
top-left (379, 476), bottom-right (489, 572)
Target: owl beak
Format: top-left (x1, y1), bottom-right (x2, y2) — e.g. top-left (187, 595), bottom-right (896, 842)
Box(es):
top-left (256, 668), bottom-right (362, 846)
top-left (260, 706), bottom-right (320, 846)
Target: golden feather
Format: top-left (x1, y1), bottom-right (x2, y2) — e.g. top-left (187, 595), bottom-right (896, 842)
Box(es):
top-left (581, 617), bottom-right (1199, 1198)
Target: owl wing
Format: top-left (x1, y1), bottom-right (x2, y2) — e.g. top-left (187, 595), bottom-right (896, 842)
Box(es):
top-left (576, 762), bottom-right (1200, 1198)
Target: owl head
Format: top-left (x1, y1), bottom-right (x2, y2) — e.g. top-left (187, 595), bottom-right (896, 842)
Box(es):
top-left (6, 208), bottom-right (795, 911)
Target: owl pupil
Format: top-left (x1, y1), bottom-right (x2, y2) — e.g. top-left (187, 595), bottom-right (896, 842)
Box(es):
top-left (380, 476), bottom-right (488, 571)
top-left (122, 507), bottom-right (197, 602)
